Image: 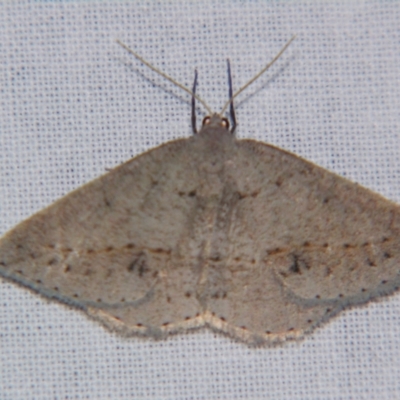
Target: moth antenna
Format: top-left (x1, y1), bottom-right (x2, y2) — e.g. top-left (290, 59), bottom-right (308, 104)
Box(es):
top-left (226, 59), bottom-right (237, 134)
top-left (116, 39), bottom-right (213, 115)
top-left (191, 69), bottom-right (198, 134)
top-left (220, 35), bottom-right (296, 115)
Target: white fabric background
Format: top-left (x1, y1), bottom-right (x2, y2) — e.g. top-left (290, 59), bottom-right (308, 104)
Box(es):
top-left (1, 1), bottom-right (400, 399)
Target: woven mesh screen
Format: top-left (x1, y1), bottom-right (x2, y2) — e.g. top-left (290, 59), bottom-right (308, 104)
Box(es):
top-left (1, 2), bottom-right (400, 399)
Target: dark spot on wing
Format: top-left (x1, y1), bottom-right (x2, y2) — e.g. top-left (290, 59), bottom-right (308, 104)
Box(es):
top-left (211, 290), bottom-right (227, 300)
top-left (64, 265), bottom-right (72, 273)
top-left (47, 258), bottom-right (58, 266)
top-left (289, 256), bottom-right (301, 274)
top-left (127, 252), bottom-right (149, 276)
top-left (237, 192), bottom-right (246, 200)
top-left (275, 177), bottom-right (283, 187)
top-left (127, 260), bottom-right (136, 272)
top-left (267, 247), bottom-right (283, 256)
top-left (287, 253), bottom-right (310, 276)
top-left (153, 248), bottom-right (165, 254)
top-left (210, 254), bottom-right (221, 262)
top-left (178, 189), bottom-right (196, 197)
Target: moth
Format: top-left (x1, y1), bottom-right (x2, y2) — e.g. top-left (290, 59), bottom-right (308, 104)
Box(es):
top-left (1, 37), bottom-right (399, 345)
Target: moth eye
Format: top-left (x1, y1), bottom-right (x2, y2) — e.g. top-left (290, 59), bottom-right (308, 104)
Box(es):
top-left (221, 118), bottom-right (229, 129)
top-left (202, 116), bottom-right (211, 125)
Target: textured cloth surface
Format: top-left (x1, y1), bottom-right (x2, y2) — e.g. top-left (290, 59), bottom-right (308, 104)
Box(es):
top-left (1, 1), bottom-right (400, 399)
